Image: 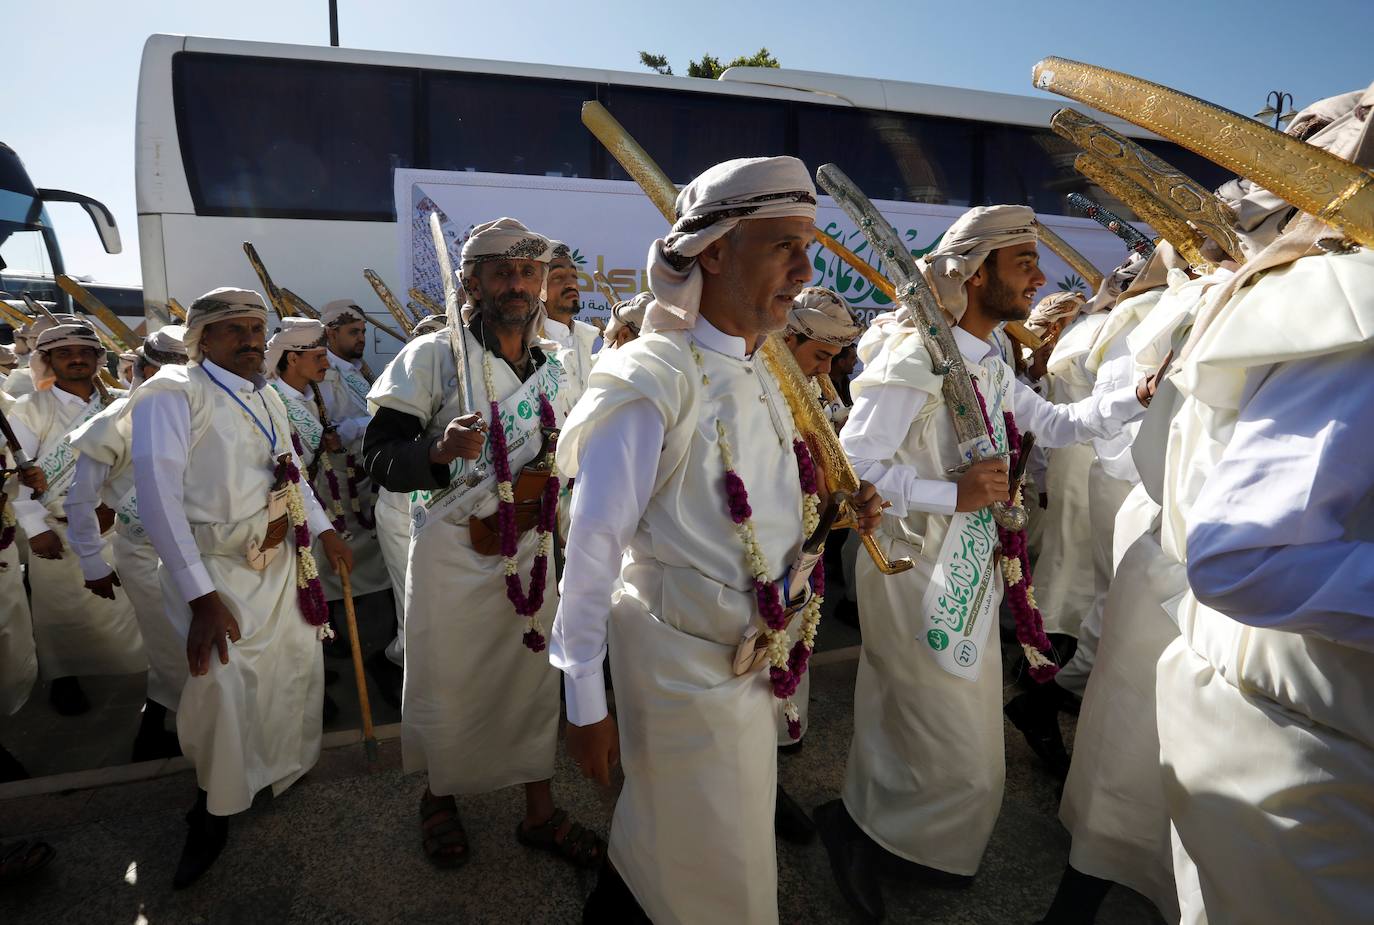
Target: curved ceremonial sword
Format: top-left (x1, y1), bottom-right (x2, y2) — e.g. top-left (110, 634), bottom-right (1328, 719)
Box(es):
top-left (1033, 58), bottom-right (1374, 249)
top-left (816, 163), bottom-right (1028, 533)
top-left (1073, 154), bottom-right (1216, 270)
top-left (1067, 192), bottom-right (1154, 257)
top-left (580, 101), bottom-right (912, 575)
top-left (1051, 108), bottom-right (1242, 262)
top-left (429, 211), bottom-right (487, 488)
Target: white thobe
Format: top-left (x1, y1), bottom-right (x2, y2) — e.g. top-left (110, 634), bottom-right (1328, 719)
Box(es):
top-left (316, 351), bottom-right (390, 601)
top-left (1156, 247), bottom-right (1374, 924)
top-left (1, 365), bottom-right (34, 398)
top-left (133, 359), bottom-right (332, 816)
top-left (1031, 312), bottom-right (1110, 638)
top-left (10, 384), bottom-right (145, 680)
top-left (841, 322), bottom-right (1143, 875)
top-left (0, 469), bottom-right (34, 715)
top-left (65, 398), bottom-right (187, 710)
top-left (553, 318), bottom-right (806, 925)
top-left (368, 329), bottom-right (564, 797)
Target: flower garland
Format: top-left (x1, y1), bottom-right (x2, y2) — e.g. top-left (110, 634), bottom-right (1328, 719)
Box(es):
top-left (692, 343), bottom-right (824, 740)
top-left (281, 450), bottom-right (333, 639)
top-left (345, 455), bottom-right (376, 530)
top-left (970, 377), bottom-right (1058, 681)
top-left (481, 349), bottom-right (558, 653)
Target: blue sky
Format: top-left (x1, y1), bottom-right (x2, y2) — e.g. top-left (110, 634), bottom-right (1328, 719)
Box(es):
top-left (9, 0), bottom-right (1371, 284)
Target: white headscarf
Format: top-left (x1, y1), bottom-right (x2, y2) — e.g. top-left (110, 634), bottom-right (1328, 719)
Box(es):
top-left (184, 287), bottom-right (269, 363)
top-left (1025, 290), bottom-right (1087, 337)
top-left (132, 324), bottom-right (189, 387)
top-left (644, 156), bottom-right (817, 333)
top-left (320, 299), bottom-right (366, 328)
top-left (411, 314), bottom-right (448, 336)
top-left (31, 324), bottom-right (103, 391)
top-left (915, 205), bottom-right (1039, 322)
top-left (13, 312), bottom-right (84, 356)
top-left (265, 317), bottom-right (328, 375)
top-left (1083, 251), bottom-right (1148, 314)
top-left (786, 287), bottom-right (862, 346)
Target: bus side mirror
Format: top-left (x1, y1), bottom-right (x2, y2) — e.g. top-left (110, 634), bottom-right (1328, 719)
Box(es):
top-left (36, 189), bottom-right (122, 255)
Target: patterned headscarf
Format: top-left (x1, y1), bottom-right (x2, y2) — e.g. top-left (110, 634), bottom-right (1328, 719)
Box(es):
top-left (916, 205), bottom-right (1039, 322)
top-left (645, 156), bottom-right (817, 333)
top-left (265, 317), bottom-right (328, 375)
top-left (1025, 291), bottom-right (1087, 338)
top-left (184, 288), bottom-right (269, 363)
top-left (786, 287), bottom-right (863, 346)
top-left (320, 299), bottom-right (366, 328)
top-left (31, 323), bottom-right (103, 390)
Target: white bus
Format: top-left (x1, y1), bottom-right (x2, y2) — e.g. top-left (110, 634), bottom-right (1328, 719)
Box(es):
top-left (135, 34), bottom-right (1228, 361)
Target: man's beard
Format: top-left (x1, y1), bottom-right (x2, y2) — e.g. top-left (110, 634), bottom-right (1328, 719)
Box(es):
top-left (481, 292), bottom-right (537, 330)
top-left (552, 290), bottom-right (581, 316)
top-left (982, 268), bottom-right (1031, 322)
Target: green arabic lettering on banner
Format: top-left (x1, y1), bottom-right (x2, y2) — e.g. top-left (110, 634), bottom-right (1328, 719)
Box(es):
top-left (810, 223), bottom-right (944, 309)
top-left (930, 507), bottom-right (997, 633)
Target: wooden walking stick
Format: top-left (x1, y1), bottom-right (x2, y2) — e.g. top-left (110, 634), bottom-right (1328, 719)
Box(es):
top-left (338, 563), bottom-right (379, 765)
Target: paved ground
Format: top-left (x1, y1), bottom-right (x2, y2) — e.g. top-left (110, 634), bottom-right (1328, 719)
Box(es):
top-left (0, 652), bottom-right (1165, 925)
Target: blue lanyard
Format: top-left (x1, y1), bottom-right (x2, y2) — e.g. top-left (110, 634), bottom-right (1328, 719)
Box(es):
top-left (204, 366), bottom-right (278, 454)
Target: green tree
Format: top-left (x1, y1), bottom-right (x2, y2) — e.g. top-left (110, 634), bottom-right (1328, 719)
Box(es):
top-left (638, 48), bottom-right (781, 80)
top-left (638, 52), bottom-right (672, 76)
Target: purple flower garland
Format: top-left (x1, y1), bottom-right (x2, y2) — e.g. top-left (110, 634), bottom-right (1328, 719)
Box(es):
top-left (283, 452), bottom-right (331, 629)
top-left (489, 392), bottom-right (559, 653)
top-left (970, 377), bottom-right (1058, 682)
top-left (729, 439), bottom-right (826, 709)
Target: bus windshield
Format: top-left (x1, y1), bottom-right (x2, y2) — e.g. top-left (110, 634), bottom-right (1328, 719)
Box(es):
top-left (0, 143), bottom-right (58, 278)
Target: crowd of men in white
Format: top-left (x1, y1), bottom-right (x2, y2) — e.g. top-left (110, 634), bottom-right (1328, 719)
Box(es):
top-left (1, 81), bottom-right (1371, 925)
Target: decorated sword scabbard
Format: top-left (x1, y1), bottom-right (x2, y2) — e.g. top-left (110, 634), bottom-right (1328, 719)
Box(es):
top-left (166, 298), bottom-right (188, 321)
top-left (243, 241), bottom-right (296, 320)
top-left (54, 275), bottom-right (140, 351)
top-left (816, 163), bottom-right (1027, 533)
top-left (1051, 107), bottom-right (1242, 262)
top-left (407, 287), bottom-right (444, 319)
top-left (1073, 154), bottom-right (1216, 271)
top-left (360, 269), bottom-right (416, 339)
top-left (278, 287), bottom-right (321, 321)
top-left (1033, 58), bottom-right (1374, 249)
top-left (1035, 222), bottom-right (1105, 291)
top-left (1067, 192), bottom-right (1155, 257)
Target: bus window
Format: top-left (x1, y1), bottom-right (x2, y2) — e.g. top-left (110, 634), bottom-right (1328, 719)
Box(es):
top-left (598, 86), bottom-right (788, 186)
top-left (979, 125), bottom-right (1090, 215)
top-left (797, 105), bottom-right (974, 207)
top-left (173, 53), bottom-right (417, 220)
top-left (425, 72), bottom-right (594, 178)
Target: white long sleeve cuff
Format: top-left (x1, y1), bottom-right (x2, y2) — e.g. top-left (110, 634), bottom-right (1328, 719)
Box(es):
top-left (63, 454), bottom-right (114, 580)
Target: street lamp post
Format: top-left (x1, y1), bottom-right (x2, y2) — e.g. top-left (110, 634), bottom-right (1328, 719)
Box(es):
top-left (1253, 90), bottom-right (1298, 130)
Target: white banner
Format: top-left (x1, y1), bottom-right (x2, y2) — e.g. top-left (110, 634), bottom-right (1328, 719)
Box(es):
top-left (394, 168), bottom-right (1128, 326)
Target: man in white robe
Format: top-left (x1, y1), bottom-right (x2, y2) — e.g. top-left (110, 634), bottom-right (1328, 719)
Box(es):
top-left (0, 388), bottom-right (44, 779)
top-left (9, 323), bottom-right (144, 716)
top-left (363, 218), bottom-right (603, 872)
top-left (131, 288), bottom-right (351, 888)
top-left (65, 326), bottom-right (189, 762)
top-left (540, 240), bottom-right (599, 409)
top-left (552, 157), bottom-right (882, 924)
top-left (1154, 86), bottom-right (1374, 925)
top-left (820, 205), bottom-right (1155, 920)
top-left (602, 292), bottom-right (649, 349)
top-left (315, 299), bottom-right (401, 705)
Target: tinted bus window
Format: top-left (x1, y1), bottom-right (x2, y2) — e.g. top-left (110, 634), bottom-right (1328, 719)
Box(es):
top-left (979, 126), bottom-right (1091, 215)
top-left (797, 105), bottom-right (974, 206)
top-left (174, 54), bottom-right (417, 220)
top-left (599, 86), bottom-right (788, 187)
top-left (426, 73), bottom-right (594, 178)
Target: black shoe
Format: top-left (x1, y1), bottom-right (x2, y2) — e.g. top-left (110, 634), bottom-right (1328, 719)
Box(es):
top-left (815, 799), bottom-right (884, 922)
top-left (323, 693), bottom-right (339, 725)
top-left (173, 794), bottom-right (228, 889)
top-left (324, 668), bottom-right (340, 686)
top-left (1037, 863), bottom-right (1114, 924)
top-left (131, 728), bottom-right (182, 763)
top-left (778, 737), bottom-right (804, 757)
top-left (833, 598), bottom-right (861, 629)
top-left (48, 677), bottom-right (90, 716)
top-left (0, 744), bottom-right (29, 783)
top-left (365, 650), bottom-right (404, 710)
top-left (1004, 688), bottom-right (1071, 780)
top-left (774, 785), bottom-right (816, 844)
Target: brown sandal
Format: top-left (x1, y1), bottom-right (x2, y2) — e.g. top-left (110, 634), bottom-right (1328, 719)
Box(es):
top-left (0, 839), bottom-right (56, 886)
top-left (419, 791), bottom-right (469, 868)
top-left (516, 808), bottom-right (604, 870)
